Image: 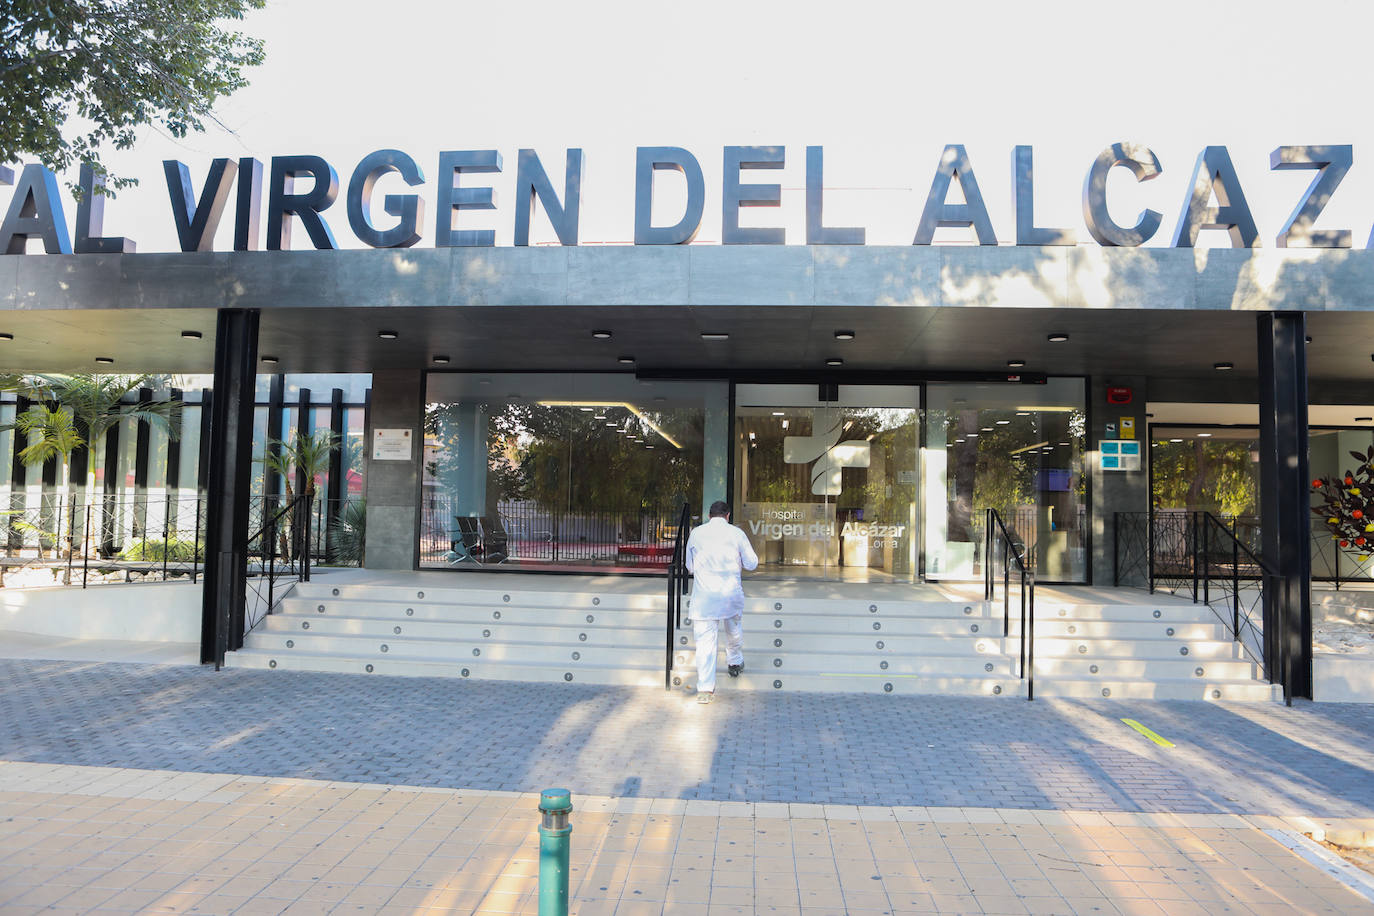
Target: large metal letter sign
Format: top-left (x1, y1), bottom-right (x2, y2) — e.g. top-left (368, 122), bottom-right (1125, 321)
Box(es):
top-left (165, 158), bottom-right (238, 252)
top-left (0, 164), bottom-right (72, 254)
top-left (1014, 146), bottom-right (1075, 246)
top-left (633, 147), bottom-right (705, 245)
top-left (1269, 145), bottom-right (1352, 249)
top-left (1171, 146), bottom-right (1259, 248)
top-left (806, 146), bottom-right (864, 245)
top-left (234, 158), bottom-right (263, 251)
top-left (347, 149), bottom-right (426, 249)
top-left (722, 146), bottom-right (785, 245)
top-left (913, 145), bottom-right (997, 246)
top-left (1082, 143), bottom-right (1163, 247)
top-left (435, 150), bottom-right (501, 248)
top-left (514, 149), bottom-right (584, 246)
top-left (266, 155), bottom-right (340, 250)
top-left (75, 164), bottom-right (136, 254)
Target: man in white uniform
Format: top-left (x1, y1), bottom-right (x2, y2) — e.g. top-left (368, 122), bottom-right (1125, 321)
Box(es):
top-left (685, 500), bottom-right (759, 704)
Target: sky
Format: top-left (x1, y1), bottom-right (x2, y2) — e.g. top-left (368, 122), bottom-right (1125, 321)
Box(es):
top-left (19, 0), bottom-right (1374, 252)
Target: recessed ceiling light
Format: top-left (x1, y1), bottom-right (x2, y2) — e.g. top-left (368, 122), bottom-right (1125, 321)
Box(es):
top-left (834, 330), bottom-right (855, 340)
top-left (1007, 359), bottom-right (1026, 368)
top-left (1214, 362), bottom-right (1234, 371)
top-left (579, 407), bottom-right (593, 412)
top-left (618, 356), bottom-right (635, 364)
top-left (645, 445), bottom-right (655, 449)
top-left (996, 419), bottom-right (1011, 425)
top-left (825, 358), bottom-right (844, 367)
top-left (1170, 438), bottom-right (1183, 443)
top-left (432, 355), bottom-right (450, 364)
top-left (701, 332), bottom-right (729, 341)
top-left (95, 356), bottom-right (114, 364)
top-left (261, 355), bottom-right (279, 364)
top-left (180, 330), bottom-right (202, 340)
top-left (1059, 441), bottom-right (1070, 446)
top-left (1047, 333), bottom-right (1069, 342)
top-left (1198, 432), bottom-right (1213, 438)
top-left (981, 427), bottom-right (993, 432)
top-left (954, 439), bottom-right (965, 444)
top-left (591, 330), bottom-right (613, 339)
top-left (772, 411), bottom-right (785, 416)
top-left (966, 433), bottom-right (979, 438)
top-left (594, 414), bottom-right (606, 419)
top-left (1016, 411), bottom-right (1030, 416)
top-left (378, 330), bottom-right (398, 340)
top-left (605, 422), bottom-right (616, 427)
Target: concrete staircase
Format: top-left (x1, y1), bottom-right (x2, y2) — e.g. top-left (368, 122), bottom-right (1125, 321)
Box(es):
top-left (225, 577), bottom-right (1279, 701)
top-left (1023, 596), bottom-right (1280, 701)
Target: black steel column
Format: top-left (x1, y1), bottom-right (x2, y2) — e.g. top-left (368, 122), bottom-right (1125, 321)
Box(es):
top-left (197, 388), bottom-right (213, 492)
top-left (100, 414), bottom-right (120, 558)
top-left (133, 388), bottom-right (151, 539)
top-left (200, 309), bottom-right (260, 665)
top-left (325, 388), bottom-right (344, 560)
top-left (1257, 311), bottom-right (1313, 701)
top-left (265, 373), bottom-right (284, 498)
top-left (7, 396), bottom-right (29, 551)
top-left (295, 387), bottom-right (311, 498)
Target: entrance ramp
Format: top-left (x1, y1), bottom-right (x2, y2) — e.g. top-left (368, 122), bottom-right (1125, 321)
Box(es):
top-left (225, 572), bottom-right (1280, 700)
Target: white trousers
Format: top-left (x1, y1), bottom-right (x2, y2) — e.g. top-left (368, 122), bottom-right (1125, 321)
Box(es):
top-left (693, 614), bottom-right (743, 694)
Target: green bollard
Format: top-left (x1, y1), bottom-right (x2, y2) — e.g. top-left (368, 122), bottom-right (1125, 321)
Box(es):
top-left (537, 788), bottom-right (573, 916)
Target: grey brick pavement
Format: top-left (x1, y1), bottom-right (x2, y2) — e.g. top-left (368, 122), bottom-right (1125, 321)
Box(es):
top-left (2, 658), bottom-right (1372, 816)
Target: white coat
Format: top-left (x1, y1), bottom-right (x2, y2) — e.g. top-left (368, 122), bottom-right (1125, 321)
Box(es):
top-left (685, 516), bottom-right (759, 619)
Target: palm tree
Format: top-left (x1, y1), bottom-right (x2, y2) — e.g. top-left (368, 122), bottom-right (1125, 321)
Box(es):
top-left (257, 430), bottom-right (339, 561)
top-left (9, 374), bottom-right (180, 486)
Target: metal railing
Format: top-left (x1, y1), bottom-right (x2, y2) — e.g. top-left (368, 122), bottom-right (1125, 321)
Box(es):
top-left (983, 507), bottom-right (1036, 701)
top-left (242, 493), bottom-right (314, 639)
top-left (0, 492), bottom-right (206, 588)
top-left (1198, 513), bottom-right (1270, 690)
top-left (664, 502), bottom-right (691, 691)
top-left (1114, 509), bottom-right (1279, 700)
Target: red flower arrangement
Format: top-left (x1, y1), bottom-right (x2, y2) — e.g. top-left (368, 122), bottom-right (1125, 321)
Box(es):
top-left (1313, 445), bottom-right (1374, 560)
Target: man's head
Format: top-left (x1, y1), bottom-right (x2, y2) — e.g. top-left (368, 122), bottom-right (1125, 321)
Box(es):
top-left (709, 500), bottom-right (730, 519)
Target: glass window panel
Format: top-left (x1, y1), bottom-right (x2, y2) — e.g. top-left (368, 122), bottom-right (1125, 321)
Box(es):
top-left (924, 378), bottom-right (1087, 583)
top-left (422, 373), bottom-right (726, 572)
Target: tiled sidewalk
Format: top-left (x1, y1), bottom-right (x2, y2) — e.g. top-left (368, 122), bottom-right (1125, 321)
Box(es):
top-left (1, 761), bottom-right (1371, 915)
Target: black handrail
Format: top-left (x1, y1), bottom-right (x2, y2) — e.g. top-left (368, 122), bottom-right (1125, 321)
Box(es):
top-left (664, 501), bottom-right (691, 690)
top-left (983, 507), bottom-right (1036, 701)
top-left (1198, 512), bottom-right (1280, 701)
top-left (242, 493), bottom-right (314, 641)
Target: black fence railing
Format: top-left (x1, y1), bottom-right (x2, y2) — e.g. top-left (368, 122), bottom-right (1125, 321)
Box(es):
top-left (240, 493), bottom-right (314, 643)
top-left (0, 492), bottom-right (206, 588)
top-left (1198, 513), bottom-right (1270, 687)
top-left (1114, 510), bottom-right (1279, 699)
top-left (420, 498), bottom-right (687, 569)
top-left (984, 508), bottom-right (1035, 700)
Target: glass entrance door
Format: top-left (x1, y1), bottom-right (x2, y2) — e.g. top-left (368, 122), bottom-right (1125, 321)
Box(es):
top-left (734, 385), bottom-right (919, 581)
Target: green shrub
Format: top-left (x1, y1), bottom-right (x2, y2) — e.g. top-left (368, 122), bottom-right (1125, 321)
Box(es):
top-left (117, 537), bottom-right (201, 562)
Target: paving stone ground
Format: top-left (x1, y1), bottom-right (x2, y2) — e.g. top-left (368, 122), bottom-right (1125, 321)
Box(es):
top-left (2, 659), bottom-right (1372, 816)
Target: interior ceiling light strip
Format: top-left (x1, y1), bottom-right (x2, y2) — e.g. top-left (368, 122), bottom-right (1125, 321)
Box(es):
top-left (537, 400), bottom-right (683, 449)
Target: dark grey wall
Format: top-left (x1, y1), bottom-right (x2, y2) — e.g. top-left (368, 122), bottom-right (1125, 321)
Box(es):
top-left (363, 369), bottom-right (423, 569)
top-left (1090, 375), bottom-right (1150, 585)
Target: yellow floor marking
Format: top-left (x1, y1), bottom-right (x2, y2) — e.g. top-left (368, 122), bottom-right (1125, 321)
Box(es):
top-left (1121, 718), bottom-right (1175, 748)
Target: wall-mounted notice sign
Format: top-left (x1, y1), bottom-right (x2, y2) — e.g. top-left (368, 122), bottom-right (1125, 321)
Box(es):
top-left (1120, 417), bottom-right (1136, 439)
top-left (372, 428), bottom-right (413, 461)
top-left (1100, 439), bottom-right (1141, 471)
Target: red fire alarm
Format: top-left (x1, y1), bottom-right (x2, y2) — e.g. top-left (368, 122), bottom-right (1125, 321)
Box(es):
top-left (1106, 386), bottom-right (1133, 405)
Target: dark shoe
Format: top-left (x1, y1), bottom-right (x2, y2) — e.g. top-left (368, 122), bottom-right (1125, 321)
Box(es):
top-left (728, 663), bottom-right (743, 678)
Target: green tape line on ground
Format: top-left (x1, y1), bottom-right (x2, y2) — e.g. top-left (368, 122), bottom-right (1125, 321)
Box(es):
top-left (1121, 718), bottom-right (1175, 748)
